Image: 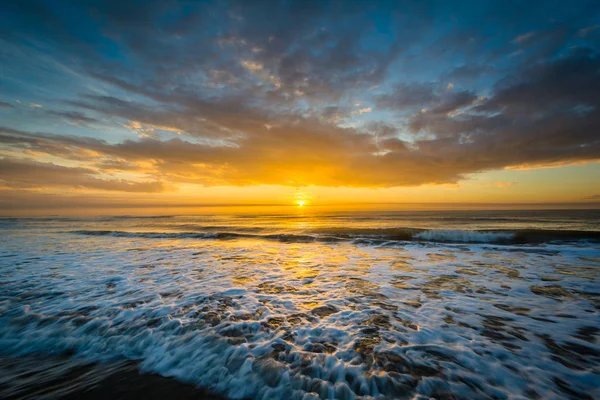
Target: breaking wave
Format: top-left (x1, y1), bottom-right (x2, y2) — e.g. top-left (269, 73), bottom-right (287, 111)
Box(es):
top-left (71, 228), bottom-right (600, 245)
top-left (413, 229), bottom-right (514, 243)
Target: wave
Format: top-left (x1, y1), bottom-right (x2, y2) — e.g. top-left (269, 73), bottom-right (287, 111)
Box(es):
top-left (70, 228), bottom-right (600, 245)
top-left (99, 215), bottom-right (176, 220)
top-left (71, 230), bottom-right (249, 240)
top-left (414, 230), bottom-right (515, 243)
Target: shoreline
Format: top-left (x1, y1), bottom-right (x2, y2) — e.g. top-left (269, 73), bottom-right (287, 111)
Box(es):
top-left (0, 354), bottom-right (227, 400)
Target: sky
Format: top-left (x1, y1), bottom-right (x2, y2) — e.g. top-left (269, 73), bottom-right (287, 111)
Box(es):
top-left (0, 0), bottom-right (599, 213)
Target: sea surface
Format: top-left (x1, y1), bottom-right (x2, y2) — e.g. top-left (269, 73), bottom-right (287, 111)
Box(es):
top-left (0, 209), bottom-right (599, 399)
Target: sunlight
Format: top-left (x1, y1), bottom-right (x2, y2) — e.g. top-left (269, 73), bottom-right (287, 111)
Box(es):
top-left (296, 200), bottom-right (306, 207)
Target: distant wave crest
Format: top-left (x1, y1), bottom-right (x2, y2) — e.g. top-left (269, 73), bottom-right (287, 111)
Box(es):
top-left (71, 228), bottom-right (600, 245)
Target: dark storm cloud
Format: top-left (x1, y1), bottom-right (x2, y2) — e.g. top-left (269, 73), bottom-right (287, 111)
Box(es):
top-left (0, 0), bottom-right (599, 193)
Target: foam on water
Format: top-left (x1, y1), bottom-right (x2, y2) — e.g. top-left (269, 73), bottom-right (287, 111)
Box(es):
top-left (0, 213), bottom-right (599, 399)
top-left (413, 230), bottom-right (515, 243)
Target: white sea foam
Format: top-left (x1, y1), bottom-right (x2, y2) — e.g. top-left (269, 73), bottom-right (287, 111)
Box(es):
top-left (414, 229), bottom-right (514, 243)
top-left (0, 215), bottom-right (599, 399)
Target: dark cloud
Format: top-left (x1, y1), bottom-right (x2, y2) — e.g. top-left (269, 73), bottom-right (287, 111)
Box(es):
top-left (428, 90), bottom-right (478, 115)
top-left (441, 65), bottom-right (498, 85)
top-left (375, 83), bottom-right (438, 111)
top-left (408, 50), bottom-right (600, 171)
top-left (375, 83), bottom-right (478, 117)
top-left (46, 110), bottom-right (99, 125)
top-left (478, 49), bottom-right (600, 114)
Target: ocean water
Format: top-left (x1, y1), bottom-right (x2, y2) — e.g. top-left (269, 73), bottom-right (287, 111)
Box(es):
top-left (0, 209), bottom-right (599, 399)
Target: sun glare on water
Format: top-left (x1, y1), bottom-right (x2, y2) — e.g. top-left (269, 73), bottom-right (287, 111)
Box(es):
top-left (297, 200), bottom-right (306, 207)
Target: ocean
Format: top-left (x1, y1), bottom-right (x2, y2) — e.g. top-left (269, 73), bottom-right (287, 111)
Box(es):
top-left (0, 209), bottom-right (599, 399)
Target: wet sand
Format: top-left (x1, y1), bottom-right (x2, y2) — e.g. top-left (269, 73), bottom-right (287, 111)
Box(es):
top-left (0, 354), bottom-right (225, 400)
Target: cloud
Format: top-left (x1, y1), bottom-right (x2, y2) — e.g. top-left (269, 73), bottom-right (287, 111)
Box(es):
top-left (579, 25), bottom-right (600, 37)
top-left (0, 157), bottom-right (165, 192)
top-left (0, 0), bottom-right (598, 199)
top-left (16, 100), bottom-right (42, 108)
top-left (428, 90), bottom-right (477, 115)
top-left (240, 60), bottom-right (264, 72)
top-left (351, 107), bottom-right (372, 115)
top-left (46, 110), bottom-right (99, 125)
top-left (410, 51), bottom-right (600, 159)
top-left (513, 32), bottom-right (535, 43)
top-left (0, 48), bottom-right (599, 190)
top-left (0, 101), bottom-right (14, 109)
top-left (376, 83), bottom-right (478, 120)
top-left (494, 182), bottom-right (516, 189)
top-left (375, 82), bottom-right (437, 111)
top-left (441, 65), bottom-right (497, 85)
top-left (123, 120), bottom-right (182, 138)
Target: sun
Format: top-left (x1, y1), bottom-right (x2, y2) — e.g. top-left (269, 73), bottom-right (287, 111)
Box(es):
top-left (293, 188), bottom-right (310, 207)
